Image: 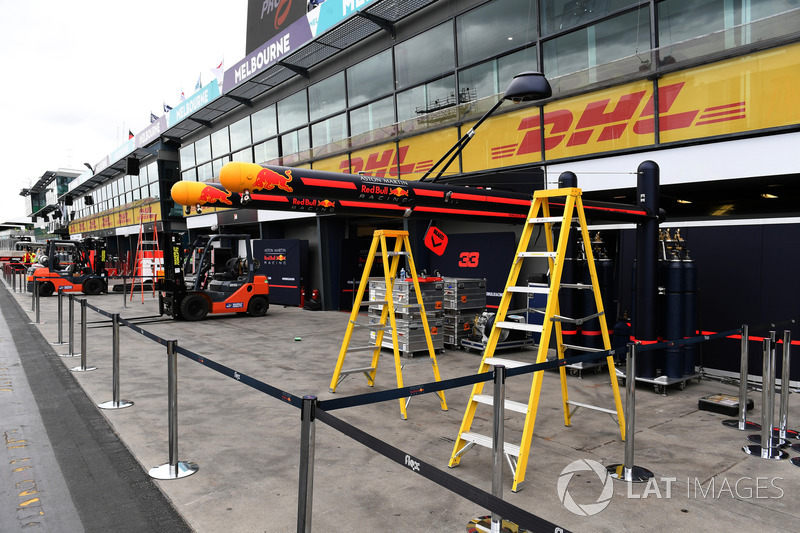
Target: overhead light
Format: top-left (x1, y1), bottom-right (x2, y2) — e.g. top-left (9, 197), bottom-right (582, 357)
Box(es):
top-left (711, 204), bottom-right (735, 216)
top-left (677, 199), bottom-right (692, 204)
top-left (761, 193), bottom-right (778, 199)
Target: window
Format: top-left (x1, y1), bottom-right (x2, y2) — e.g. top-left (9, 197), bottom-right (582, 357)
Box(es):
top-left (180, 144), bottom-right (195, 168)
top-left (498, 48), bottom-right (536, 90)
top-left (212, 157), bottom-right (229, 178)
top-left (312, 113), bottom-right (348, 147)
top-left (197, 162), bottom-right (214, 182)
top-left (543, 7), bottom-right (650, 78)
top-left (541, 0), bottom-right (636, 35)
top-left (254, 138), bottom-right (279, 163)
top-left (195, 137), bottom-right (212, 165)
top-left (147, 162), bottom-right (158, 184)
top-left (229, 116), bottom-right (252, 151)
top-left (396, 76), bottom-right (456, 123)
top-left (347, 50), bottom-right (393, 107)
top-left (457, 0), bottom-right (537, 66)
top-left (309, 72), bottom-right (346, 122)
top-left (395, 22), bottom-right (455, 90)
top-left (252, 104), bottom-right (277, 142)
top-left (232, 147), bottom-right (254, 163)
top-left (350, 96), bottom-right (395, 137)
top-left (182, 168), bottom-right (197, 182)
top-left (281, 128), bottom-right (310, 155)
top-left (211, 128), bottom-right (230, 158)
top-left (278, 91), bottom-right (308, 132)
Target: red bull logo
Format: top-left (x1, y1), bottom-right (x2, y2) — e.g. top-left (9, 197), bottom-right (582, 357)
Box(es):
top-left (289, 197), bottom-right (336, 212)
top-left (252, 168), bottom-right (293, 193)
top-left (359, 184), bottom-right (410, 203)
top-left (197, 185), bottom-right (233, 205)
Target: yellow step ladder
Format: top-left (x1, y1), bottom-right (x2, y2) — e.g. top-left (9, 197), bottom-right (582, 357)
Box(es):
top-left (448, 187), bottom-right (625, 492)
top-left (329, 229), bottom-right (448, 420)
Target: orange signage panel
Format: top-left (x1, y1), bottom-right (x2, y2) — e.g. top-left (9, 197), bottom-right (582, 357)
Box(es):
top-left (461, 105), bottom-right (545, 172)
top-left (397, 129), bottom-right (459, 180)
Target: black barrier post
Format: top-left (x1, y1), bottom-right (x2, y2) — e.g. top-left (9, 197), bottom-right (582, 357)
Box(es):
top-left (743, 334), bottom-right (787, 459)
top-left (30, 276), bottom-right (36, 312)
top-left (149, 340), bottom-right (198, 480)
top-left (71, 299), bottom-right (96, 372)
top-left (51, 287), bottom-right (66, 346)
top-left (122, 275), bottom-right (128, 309)
top-left (491, 365), bottom-right (506, 532)
top-left (608, 344), bottom-right (654, 482)
top-left (723, 325), bottom-right (761, 430)
top-left (33, 277), bottom-right (43, 325)
top-left (98, 314), bottom-right (134, 410)
top-left (11, 267), bottom-right (16, 292)
top-left (297, 395), bottom-right (317, 533)
top-left (777, 330), bottom-right (798, 440)
top-left (60, 294), bottom-right (79, 357)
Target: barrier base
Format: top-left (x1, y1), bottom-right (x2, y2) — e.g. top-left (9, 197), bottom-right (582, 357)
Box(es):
top-left (149, 461), bottom-right (199, 480)
top-left (98, 400), bottom-right (134, 410)
top-left (746, 434), bottom-right (789, 448)
top-left (607, 464), bottom-right (654, 483)
top-left (59, 352), bottom-right (80, 358)
top-left (722, 419), bottom-right (761, 430)
top-left (742, 444), bottom-right (787, 459)
top-left (50, 341), bottom-right (67, 346)
top-left (70, 365), bottom-right (97, 372)
top-left (791, 457), bottom-right (800, 468)
top-left (791, 443), bottom-right (800, 454)
top-left (467, 515), bottom-right (528, 533)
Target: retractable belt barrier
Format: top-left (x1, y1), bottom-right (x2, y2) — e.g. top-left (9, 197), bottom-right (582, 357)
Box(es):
top-left (20, 288), bottom-right (800, 531)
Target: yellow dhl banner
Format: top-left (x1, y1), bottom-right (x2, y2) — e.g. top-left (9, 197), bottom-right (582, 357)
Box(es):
top-left (464, 42), bottom-right (800, 164)
top-left (69, 202), bottom-right (161, 234)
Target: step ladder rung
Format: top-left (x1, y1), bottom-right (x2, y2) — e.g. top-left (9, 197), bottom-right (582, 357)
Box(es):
top-left (484, 357), bottom-right (531, 369)
top-left (350, 321), bottom-right (391, 331)
top-left (339, 366), bottom-right (375, 376)
top-left (566, 401), bottom-right (617, 416)
top-left (507, 286), bottom-right (550, 294)
top-left (347, 345), bottom-right (381, 353)
top-left (460, 432), bottom-right (520, 457)
top-left (473, 394), bottom-right (529, 414)
top-left (559, 283), bottom-right (593, 290)
top-left (497, 321), bottom-right (542, 333)
top-left (385, 251), bottom-right (409, 257)
top-left (362, 300), bottom-right (388, 306)
top-left (518, 251), bottom-right (557, 258)
top-left (141, 240), bottom-right (158, 245)
top-left (528, 216), bottom-right (563, 223)
top-left (562, 344), bottom-right (606, 353)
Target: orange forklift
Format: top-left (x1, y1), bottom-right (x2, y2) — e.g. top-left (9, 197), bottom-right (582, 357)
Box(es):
top-left (26, 238), bottom-right (108, 296)
top-left (158, 233), bottom-right (269, 321)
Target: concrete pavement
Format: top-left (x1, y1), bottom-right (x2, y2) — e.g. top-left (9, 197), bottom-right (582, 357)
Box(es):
top-left (2, 278), bottom-right (799, 532)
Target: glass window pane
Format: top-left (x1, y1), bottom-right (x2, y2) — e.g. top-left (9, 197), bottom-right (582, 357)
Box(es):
top-left (347, 50), bottom-right (393, 107)
top-left (232, 147), bottom-right (254, 163)
top-left (397, 76), bottom-right (456, 122)
top-left (229, 116), bottom-right (252, 151)
top-left (309, 72), bottom-right (346, 122)
top-left (212, 157), bottom-right (228, 178)
top-left (211, 128), bottom-right (230, 158)
top-left (543, 8), bottom-right (650, 77)
top-left (281, 128), bottom-right (310, 155)
top-left (252, 104), bottom-right (277, 142)
top-left (498, 47), bottom-right (537, 89)
top-left (457, 0), bottom-right (538, 65)
top-left (458, 61), bottom-right (497, 102)
top-left (312, 113), bottom-right (347, 147)
top-left (396, 85), bottom-right (426, 123)
top-left (197, 162), bottom-right (214, 182)
top-left (195, 137), bottom-right (211, 164)
top-left (350, 96), bottom-right (396, 137)
top-left (541, 0), bottom-right (636, 35)
top-left (278, 91), bottom-right (308, 132)
top-left (395, 22), bottom-right (455, 90)
top-left (254, 138), bottom-right (279, 163)
top-left (131, 187), bottom-right (141, 201)
top-left (147, 162), bottom-right (158, 184)
top-left (182, 168), bottom-right (197, 182)
top-left (180, 144), bottom-right (195, 168)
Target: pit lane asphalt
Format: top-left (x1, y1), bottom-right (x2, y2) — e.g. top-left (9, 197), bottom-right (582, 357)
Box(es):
top-left (1, 278), bottom-right (799, 532)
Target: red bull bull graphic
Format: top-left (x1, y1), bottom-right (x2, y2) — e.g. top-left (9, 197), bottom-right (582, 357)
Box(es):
top-left (197, 185), bottom-right (233, 205)
top-left (251, 167), bottom-right (294, 193)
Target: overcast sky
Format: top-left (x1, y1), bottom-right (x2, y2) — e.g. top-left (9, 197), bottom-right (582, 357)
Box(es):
top-left (0, 0), bottom-right (247, 221)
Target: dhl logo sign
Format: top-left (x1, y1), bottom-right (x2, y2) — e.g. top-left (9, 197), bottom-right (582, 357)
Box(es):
top-left (497, 81), bottom-right (746, 160)
top-left (338, 145), bottom-right (428, 178)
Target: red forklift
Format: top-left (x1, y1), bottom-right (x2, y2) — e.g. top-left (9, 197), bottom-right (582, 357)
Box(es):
top-left (26, 238), bottom-right (108, 296)
top-left (158, 233), bottom-right (269, 321)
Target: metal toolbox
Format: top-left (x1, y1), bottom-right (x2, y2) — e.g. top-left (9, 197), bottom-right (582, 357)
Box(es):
top-left (442, 277), bottom-right (487, 310)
